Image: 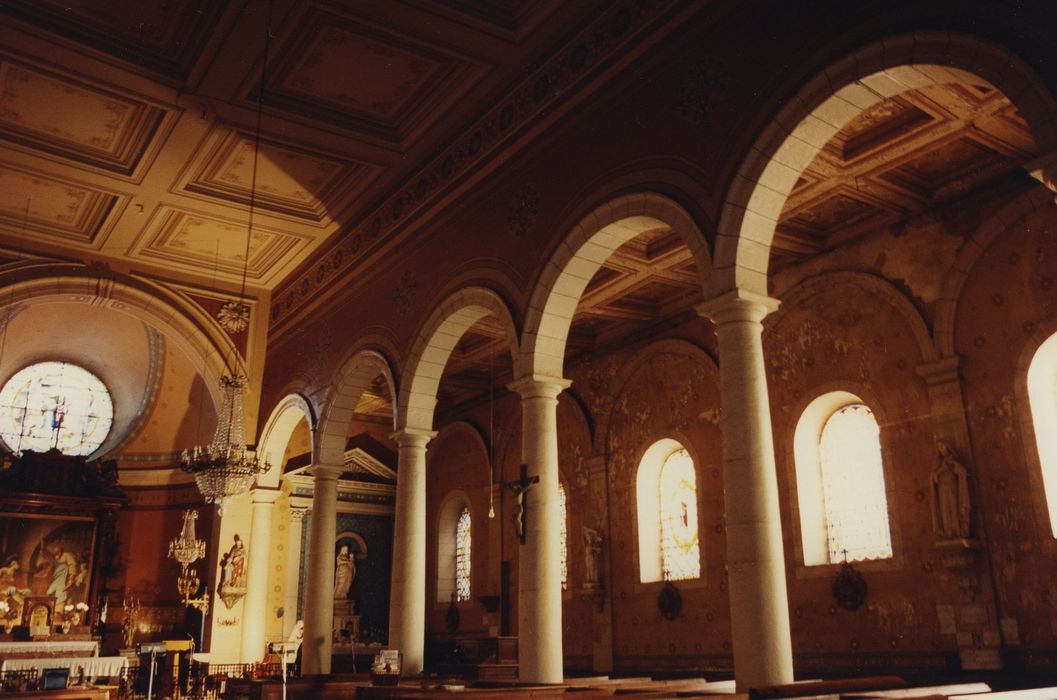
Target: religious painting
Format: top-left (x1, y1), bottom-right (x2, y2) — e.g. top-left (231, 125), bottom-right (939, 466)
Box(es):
top-left (0, 513), bottom-right (96, 628)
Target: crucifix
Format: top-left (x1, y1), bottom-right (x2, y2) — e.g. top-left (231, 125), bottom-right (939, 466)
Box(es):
top-left (504, 464), bottom-right (539, 545)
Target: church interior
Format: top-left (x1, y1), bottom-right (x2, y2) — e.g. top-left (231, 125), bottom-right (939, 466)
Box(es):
top-left (1, 0), bottom-right (1057, 697)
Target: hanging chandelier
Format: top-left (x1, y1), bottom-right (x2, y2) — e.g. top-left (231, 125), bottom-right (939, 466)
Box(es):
top-left (181, 376), bottom-right (267, 514)
top-left (180, 7), bottom-right (273, 514)
top-left (168, 509), bottom-right (210, 613)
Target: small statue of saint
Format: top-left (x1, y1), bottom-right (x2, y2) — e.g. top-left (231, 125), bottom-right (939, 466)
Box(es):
top-left (932, 442), bottom-right (971, 539)
top-left (582, 527), bottom-right (603, 585)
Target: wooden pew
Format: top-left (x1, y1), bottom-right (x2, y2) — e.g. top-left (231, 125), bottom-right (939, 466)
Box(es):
top-left (844, 683), bottom-right (991, 698)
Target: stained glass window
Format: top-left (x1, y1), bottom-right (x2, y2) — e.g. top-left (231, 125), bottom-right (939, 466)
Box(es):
top-left (455, 507), bottom-right (471, 602)
top-left (0, 361), bottom-right (113, 457)
top-left (659, 449), bottom-right (701, 581)
top-left (819, 404), bottom-right (893, 562)
top-left (559, 484), bottom-right (568, 590)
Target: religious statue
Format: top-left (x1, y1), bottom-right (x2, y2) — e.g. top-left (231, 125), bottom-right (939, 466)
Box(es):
top-left (224, 535), bottom-right (246, 588)
top-left (932, 442), bottom-right (972, 539)
top-left (333, 544), bottom-right (356, 599)
top-left (582, 527), bottom-right (604, 586)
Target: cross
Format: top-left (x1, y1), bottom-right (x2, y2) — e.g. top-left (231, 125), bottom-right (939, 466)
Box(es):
top-left (503, 464), bottom-right (539, 545)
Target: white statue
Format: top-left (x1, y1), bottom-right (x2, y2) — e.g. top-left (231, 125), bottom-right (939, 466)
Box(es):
top-left (933, 442), bottom-right (971, 539)
top-left (333, 545), bottom-right (355, 599)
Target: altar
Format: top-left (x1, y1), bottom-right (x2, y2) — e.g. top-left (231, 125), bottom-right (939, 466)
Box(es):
top-left (0, 655), bottom-right (126, 681)
top-left (0, 640), bottom-right (99, 661)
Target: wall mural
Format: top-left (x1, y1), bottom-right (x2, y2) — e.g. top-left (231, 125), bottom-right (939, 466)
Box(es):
top-left (0, 514), bottom-right (96, 629)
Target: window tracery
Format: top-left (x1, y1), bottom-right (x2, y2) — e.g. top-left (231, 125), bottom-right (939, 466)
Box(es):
top-left (817, 403), bottom-right (892, 562)
top-left (559, 483), bottom-right (568, 590)
top-left (0, 361), bottom-right (113, 456)
top-left (455, 507), bottom-right (471, 602)
top-left (659, 449), bottom-right (701, 581)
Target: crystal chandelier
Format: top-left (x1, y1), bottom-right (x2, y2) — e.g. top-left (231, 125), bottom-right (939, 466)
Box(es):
top-left (181, 376), bottom-right (267, 514)
top-left (180, 0), bottom-right (272, 515)
top-left (168, 509), bottom-right (210, 613)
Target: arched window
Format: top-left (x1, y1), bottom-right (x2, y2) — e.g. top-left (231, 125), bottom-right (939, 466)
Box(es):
top-left (559, 484), bottom-right (568, 590)
top-left (0, 361), bottom-right (113, 456)
top-left (1028, 332), bottom-right (1057, 536)
top-left (455, 507), bottom-right (471, 602)
top-left (794, 392), bottom-right (893, 565)
top-left (437, 496), bottom-right (471, 602)
top-left (636, 439), bottom-right (701, 583)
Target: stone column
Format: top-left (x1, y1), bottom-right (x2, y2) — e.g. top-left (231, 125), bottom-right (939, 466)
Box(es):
top-left (283, 506), bottom-right (308, 639)
top-left (509, 375), bottom-right (571, 684)
top-left (241, 488), bottom-right (280, 662)
top-left (301, 464), bottom-right (342, 675)
top-left (697, 290), bottom-right (793, 690)
top-left (388, 428), bottom-right (435, 676)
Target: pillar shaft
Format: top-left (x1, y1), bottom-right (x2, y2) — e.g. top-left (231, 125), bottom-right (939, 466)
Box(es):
top-left (283, 507), bottom-right (307, 639)
top-left (241, 488), bottom-right (279, 662)
top-left (302, 465), bottom-right (342, 675)
top-left (698, 290), bottom-right (793, 690)
top-left (388, 429), bottom-right (434, 676)
top-left (510, 375), bottom-right (570, 684)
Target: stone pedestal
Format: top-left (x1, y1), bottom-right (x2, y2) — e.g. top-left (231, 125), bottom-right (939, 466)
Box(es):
top-left (333, 599), bottom-right (360, 646)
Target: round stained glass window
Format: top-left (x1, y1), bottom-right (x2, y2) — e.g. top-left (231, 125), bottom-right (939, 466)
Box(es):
top-left (0, 361), bottom-right (113, 456)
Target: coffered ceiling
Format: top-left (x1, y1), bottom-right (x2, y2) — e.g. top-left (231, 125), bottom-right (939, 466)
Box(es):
top-left (0, 0), bottom-right (589, 291)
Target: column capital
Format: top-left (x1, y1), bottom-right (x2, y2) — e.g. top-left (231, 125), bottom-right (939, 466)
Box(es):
top-left (289, 506), bottom-right (309, 522)
top-left (390, 427), bottom-right (437, 449)
top-left (916, 355), bottom-right (962, 386)
top-left (251, 487), bottom-right (281, 505)
top-left (1027, 151), bottom-right (1057, 201)
top-left (507, 374), bottom-right (572, 399)
top-left (696, 288), bottom-right (780, 325)
top-left (308, 463), bottom-right (344, 480)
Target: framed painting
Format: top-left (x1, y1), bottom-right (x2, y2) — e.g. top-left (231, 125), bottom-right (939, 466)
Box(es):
top-left (0, 513), bottom-right (97, 631)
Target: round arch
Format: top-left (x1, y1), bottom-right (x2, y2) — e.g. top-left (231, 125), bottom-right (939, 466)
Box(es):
top-left (935, 187), bottom-right (1054, 357)
top-left (714, 31), bottom-right (1057, 298)
top-left (256, 393), bottom-right (316, 488)
top-left (0, 262), bottom-right (241, 401)
top-left (598, 338), bottom-right (719, 451)
top-left (774, 270), bottom-right (938, 363)
top-left (522, 193), bottom-right (713, 380)
top-left (398, 287), bottom-right (520, 433)
top-left (432, 420), bottom-right (492, 467)
top-left (315, 348), bottom-right (397, 467)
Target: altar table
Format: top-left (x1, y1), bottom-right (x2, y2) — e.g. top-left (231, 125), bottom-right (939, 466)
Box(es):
top-left (0, 655), bottom-right (127, 679)
top-left (0, 640), bottom-right (99, 660)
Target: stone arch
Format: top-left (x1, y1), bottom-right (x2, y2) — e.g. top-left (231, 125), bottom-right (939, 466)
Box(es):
top-left (0, 262), bottom-right (240, 403)
top-left (774, 271), bottom-right (939, 363)
top-left (316, 348), bottom-right (397, 467)
top-left (715, 31), bottom-right (1057, 298)
top-left (257, 393), bottom-right (316, 488)
top-left (522, 193), bottom-right (713, 380)
top-left (597, 338), bottom-right (719, 450)
top-left (398, 287), bottom-right (520, 432)
top-left (433, 420), bottom-right (492, 467)
top-left (935, 187), bottom-right (1054, 357)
